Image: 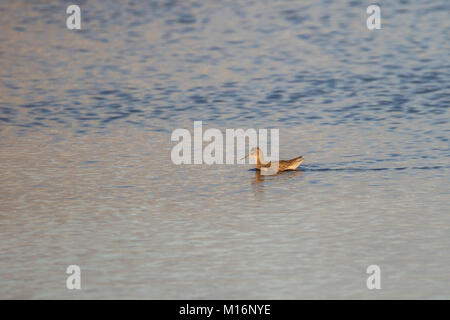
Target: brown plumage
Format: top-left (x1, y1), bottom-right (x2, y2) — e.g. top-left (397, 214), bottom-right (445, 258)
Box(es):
top-left (242, 147), bottom-right (303, 173)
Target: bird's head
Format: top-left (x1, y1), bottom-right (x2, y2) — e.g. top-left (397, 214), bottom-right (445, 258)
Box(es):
top-left (242, 147), bottom-right (262, 160)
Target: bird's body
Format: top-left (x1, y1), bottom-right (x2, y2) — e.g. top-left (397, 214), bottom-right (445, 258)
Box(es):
top-left (243, 147), bottom-right (303, 173)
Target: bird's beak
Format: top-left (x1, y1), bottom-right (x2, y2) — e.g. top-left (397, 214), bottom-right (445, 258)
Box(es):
top-left (241, 154), bottom-right (250, 160)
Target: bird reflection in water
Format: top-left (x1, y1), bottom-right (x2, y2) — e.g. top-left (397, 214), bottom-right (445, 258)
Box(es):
top-left (251, 169), bottom-right (303, 196)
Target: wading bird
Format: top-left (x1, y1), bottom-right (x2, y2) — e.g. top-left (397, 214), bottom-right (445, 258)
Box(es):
top-left (242, 147), bottom-right (303, 174)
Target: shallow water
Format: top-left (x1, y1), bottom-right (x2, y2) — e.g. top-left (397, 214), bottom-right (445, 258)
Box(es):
top-left (0, 0), bottom-right (449, 299)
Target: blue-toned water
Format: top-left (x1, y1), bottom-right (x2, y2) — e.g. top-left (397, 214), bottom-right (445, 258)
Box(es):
top-left (0, 0), bottom-right (449, 299)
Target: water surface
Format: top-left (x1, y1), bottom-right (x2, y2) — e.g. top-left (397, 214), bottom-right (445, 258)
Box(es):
top-left (0, 0), bottom-right (449, 299)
